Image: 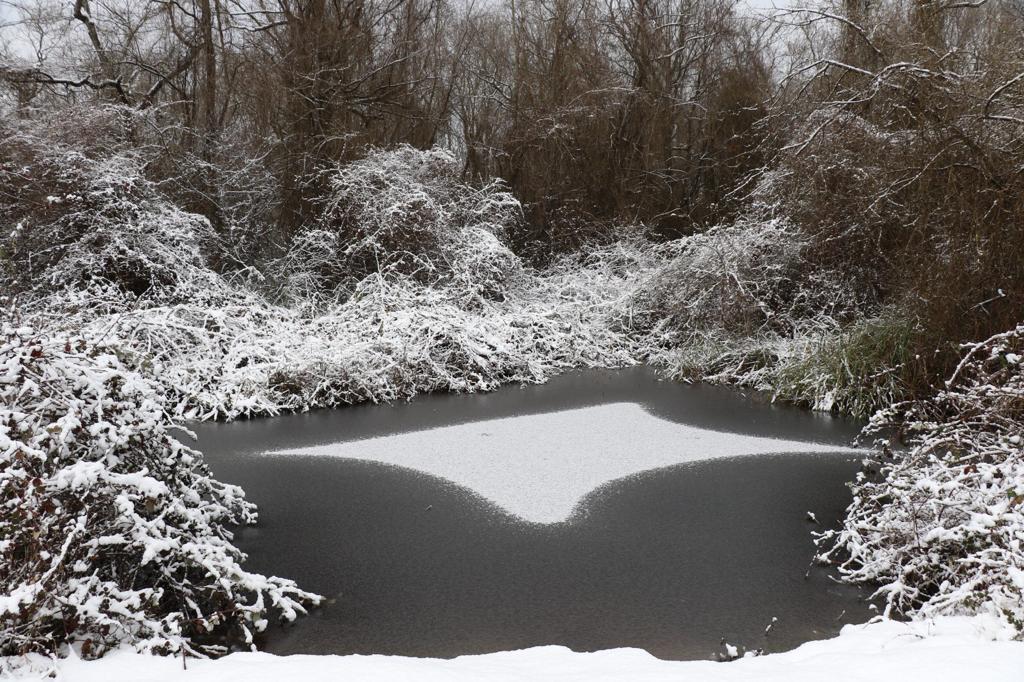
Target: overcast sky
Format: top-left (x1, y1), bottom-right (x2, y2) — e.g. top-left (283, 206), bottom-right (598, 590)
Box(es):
top-left (0, 0), bottom-right (802, 66)
top-left (0, 2), bottom-right (16, 26)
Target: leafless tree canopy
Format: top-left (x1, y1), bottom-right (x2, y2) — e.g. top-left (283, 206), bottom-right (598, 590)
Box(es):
top-left (0, 0), bottom-right (775, 243)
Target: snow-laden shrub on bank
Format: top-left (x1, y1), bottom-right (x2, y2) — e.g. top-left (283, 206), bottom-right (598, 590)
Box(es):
top-left (637, 218), bottom-right (808, 336)
top-left (818, 325), bottom-right (1024, 632)
top-left (637, 215), bottom-right (869, 335)
top-left (0, 114), bottom-right (226, 308)
top-left (274, 146), bottom-right (522, 306)
top-left (637, 217), bottom-right (896, 416)
top-left (0, 326), bottom-right (319, 657)
top-left (71, 237), bottom-right (662, 420)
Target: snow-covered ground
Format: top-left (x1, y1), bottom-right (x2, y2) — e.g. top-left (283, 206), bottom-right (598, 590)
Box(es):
top-left (268, 402), bottom-right (857, 523)
top-left (9, 616), bottom-right (1023, 681)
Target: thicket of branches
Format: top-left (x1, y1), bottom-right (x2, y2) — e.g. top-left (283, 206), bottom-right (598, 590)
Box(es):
top-left (623, 0), bottom-right (1024, 420)
top-left (0, 0), bottom-right (776, 251)
top-left (4, 0), bottom-right (1018, 403)
top-left (763, 0), bottom-right (1024, 399)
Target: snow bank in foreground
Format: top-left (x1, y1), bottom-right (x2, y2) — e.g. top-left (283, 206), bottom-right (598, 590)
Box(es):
top-left (8, 616), bottom-right (1023, 681)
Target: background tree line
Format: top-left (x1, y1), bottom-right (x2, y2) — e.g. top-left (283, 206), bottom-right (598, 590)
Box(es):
top-left (0, 0), bottom-right (776, 256)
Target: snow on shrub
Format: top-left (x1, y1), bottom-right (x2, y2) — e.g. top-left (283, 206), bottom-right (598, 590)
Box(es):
top-left (274, 146), bottom-right (522, 305)
top-left (638, 216), bottom-right (868, 339)
top-left (818, 324), bottom-right (1024, 632)
top-left (0, 114), bottom-right (224, 307)
top-left (637, 217), bottom-right (893, 415)
top-left (0, 326), bottom-right (319, 658)
top-left (637, 218), bottom-right (808, 337)
top-left (75, 236), bottom-right (662, 421)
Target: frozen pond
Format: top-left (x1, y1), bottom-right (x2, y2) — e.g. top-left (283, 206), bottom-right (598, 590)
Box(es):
top-left (192, 367), bottom-right (875, 660)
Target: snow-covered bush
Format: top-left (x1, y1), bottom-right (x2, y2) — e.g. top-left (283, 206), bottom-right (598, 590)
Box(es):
top-left (152, 125), bottom-right (286, 272)
top-left (274, 146), bottom-right (523, 305)
top-left (637, 218), bottom-right (808, 337)
top-left (637, 217), bottom-right (897, 416)
top-left (0, 115), bottom-right (224, 307)
top-left (75, 236), bottom-right (663, 421)
top-left (0, 326), bottom-right (319, 658)
top-left (818, 325), bottom-right (1024, 632)
top-left (638, 216), bottom-right (868, 339)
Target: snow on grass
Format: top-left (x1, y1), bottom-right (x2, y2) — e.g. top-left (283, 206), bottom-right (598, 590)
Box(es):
top-left (6, 615), bottom-right (1023, 681)
top-left (268, 402), bottom-right (857, 524)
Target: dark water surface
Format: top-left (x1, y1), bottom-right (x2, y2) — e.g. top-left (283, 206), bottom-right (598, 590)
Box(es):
top-left (191, 367), bottom-right (875, 660)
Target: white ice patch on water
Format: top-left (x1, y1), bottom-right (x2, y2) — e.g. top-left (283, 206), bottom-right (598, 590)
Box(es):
top-left (265, 402), bottom-right (857, 524)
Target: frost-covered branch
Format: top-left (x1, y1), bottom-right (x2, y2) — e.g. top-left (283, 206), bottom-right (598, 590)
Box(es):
top-left (0, 327), bottom-right (319, 658)
top-left (818, 326), bottom-right (1024, 632)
